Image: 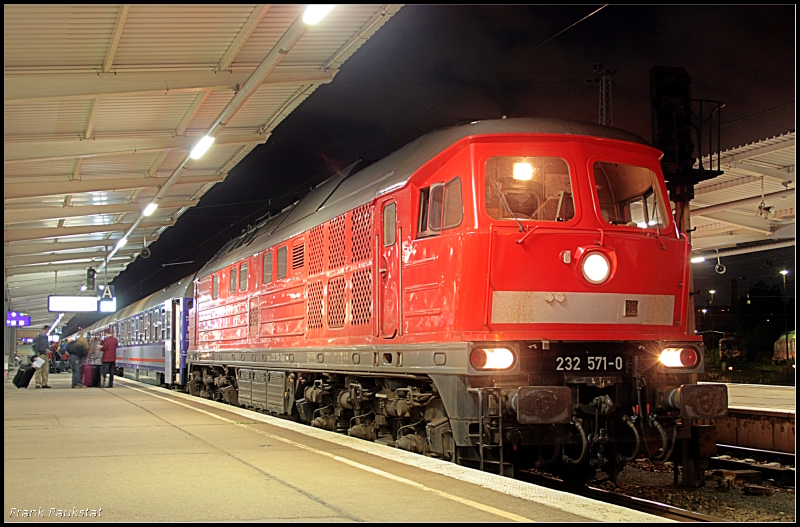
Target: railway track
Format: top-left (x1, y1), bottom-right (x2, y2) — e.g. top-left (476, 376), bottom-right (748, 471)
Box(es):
top-left (516, 470), bottom-right (724, 522)
top-left (715, 444), bottom-right (795, 467)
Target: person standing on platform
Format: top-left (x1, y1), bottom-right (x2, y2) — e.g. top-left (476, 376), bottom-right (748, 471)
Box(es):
top-left (32, 325), bottom-right (51, 389)
top-left (68, 330), bottom-right (89, 388)
top-left (100, 329), bottom-right (118, 388)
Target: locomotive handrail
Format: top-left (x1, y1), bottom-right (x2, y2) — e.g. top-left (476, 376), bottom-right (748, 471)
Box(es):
top-left (397, 224), bottom-right (403, 337)
top-left (375, 233), bottom-right (381, 338)
top-left (678, 233), bottom-right (691, 328)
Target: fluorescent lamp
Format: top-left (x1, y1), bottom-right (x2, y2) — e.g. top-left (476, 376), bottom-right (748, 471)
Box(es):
top-left (143, 202), bottom-right (158, 216)
top-left (117, 237), bottom-right (127, 248)
top-left (690, 256), bottom-right (705, 263)
top-left (80, 285), bottom-right (87, 291)
top-left (303, 5), bottom-right (334, 25)
top-left (190, 135), bottom-right (215, 160)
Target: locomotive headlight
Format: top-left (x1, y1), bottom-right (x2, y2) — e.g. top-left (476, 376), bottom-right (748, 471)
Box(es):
top-left (470, 347), bottom-right (515, 370)
top-left (660, 347), bottom-right (699, 368)
top-left (581, 252), bottom-right (610, 284)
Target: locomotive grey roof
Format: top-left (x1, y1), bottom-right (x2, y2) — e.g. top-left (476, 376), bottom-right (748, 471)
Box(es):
top-left (76, 274), bottom-right (196, 336)
top-left (199, 118), bottom-right (650, 278)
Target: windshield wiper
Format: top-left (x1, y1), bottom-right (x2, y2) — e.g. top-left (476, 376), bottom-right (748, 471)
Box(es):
top-left (491, 179), bottom-right (525, 232)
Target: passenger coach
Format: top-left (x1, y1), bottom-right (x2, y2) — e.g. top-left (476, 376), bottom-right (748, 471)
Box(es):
top-left (80, 277), bottom-right (195, 386)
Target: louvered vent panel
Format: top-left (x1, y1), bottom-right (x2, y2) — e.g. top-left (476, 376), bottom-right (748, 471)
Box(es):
top-left (327, 276), bottom-right (346, 329)
top-left (351, 268), bottom-right (372, 326)
top-left (292, 244), bottom-right (304, 269)
top-left (328, 215), bottom-right (346, 269)
top-left (350, 203), bottom-right (372, 263)
top-left (309, 225), bottom-right (324, 275)
top-left (307, 281), bottom-right (324, 330)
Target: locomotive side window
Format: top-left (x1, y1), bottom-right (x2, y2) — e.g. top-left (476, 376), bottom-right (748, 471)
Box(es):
top-left (417, 177), bottom-right (463, 237)
top-left (263, 252), bottom-right (273, 284)
top-left (418, 188), bottom-right (430, 234)
top-left (383, 202), bottom-right (397, 246)
top-left (429, 185), bottom-right (444, 231)
top-left (442, 177), bottom-right (463, 229)
top-left (230, 267), bottom-right (237, 295)
top-left (239, 263), bottom-right (248, 292)
top-left (484, 157), bottom-right (574, 222)
top-left (212, 275), bottom-right (219, 300)
top-left (592, 162), bottom-right (668, 229)
top-left (276, 246), bottom-right (288, 280)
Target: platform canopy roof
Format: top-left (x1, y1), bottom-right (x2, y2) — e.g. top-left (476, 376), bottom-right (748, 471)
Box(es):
top-left (4, 4), bottom-right (402, 327)
top-left (690, 131), bottom-right (795, 258)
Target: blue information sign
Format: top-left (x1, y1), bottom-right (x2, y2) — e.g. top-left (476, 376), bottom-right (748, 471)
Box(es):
top-left (6, 312), bottom-right (31, 327)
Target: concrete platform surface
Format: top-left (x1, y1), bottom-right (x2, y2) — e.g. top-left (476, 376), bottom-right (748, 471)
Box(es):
top-left (4, 372), bottom-right (664, 523)
top-left (709, 383), bottom-right (796, 413)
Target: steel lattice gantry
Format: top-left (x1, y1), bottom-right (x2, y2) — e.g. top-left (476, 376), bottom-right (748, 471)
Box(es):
top-left (4, 4), bottom-right (402, 327)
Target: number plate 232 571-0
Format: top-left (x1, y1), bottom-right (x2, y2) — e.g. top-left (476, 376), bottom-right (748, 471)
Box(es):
top-left (555, 356), bottom-right (623, 372)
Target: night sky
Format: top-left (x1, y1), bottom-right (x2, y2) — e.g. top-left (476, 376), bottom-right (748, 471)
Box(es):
top-left (65, 5), bottom-right (796, 332)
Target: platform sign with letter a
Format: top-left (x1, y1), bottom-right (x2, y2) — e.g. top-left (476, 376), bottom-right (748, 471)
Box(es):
top-left (98, 285), bottom-right (117, 313)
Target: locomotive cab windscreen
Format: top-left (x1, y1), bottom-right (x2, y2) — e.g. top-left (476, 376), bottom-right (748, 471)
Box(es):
top-left (592, 161), bottom-right (669, 230)
top-left (485, 156), bottom-right (575, 223)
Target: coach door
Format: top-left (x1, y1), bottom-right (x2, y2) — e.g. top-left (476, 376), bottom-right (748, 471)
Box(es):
top-left (378, 199), bottom-right (400, 338)
top-left (171, 300), bottom-right (180, 383)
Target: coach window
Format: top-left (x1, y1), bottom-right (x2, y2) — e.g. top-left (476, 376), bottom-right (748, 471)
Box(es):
top-left (263, 251), bottom-right (273, 284)
top-left (484, 157), bottom-right (575, 222)
top-left (212, 275), bottom-right (219, 300)
top-left (383, 202), bottom-right (397, 246)
top-left (145, 312), bottom-right (151, 342)
top-left (276, 246), bottom-right (288, 280)
top-left (239, 263), bottom-right (248, 291)
top-left (230, 266), bottom-right (237, 295)
top-left (592, 161), bottom-right (668, 230)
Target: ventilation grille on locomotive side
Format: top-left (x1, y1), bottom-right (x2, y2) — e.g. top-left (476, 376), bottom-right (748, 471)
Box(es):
top-left (307, 281), bottom-right (324, 330)
top-left (308, 225), bottom-right (324, 275)
top-left (351, 268), bottom-right (373, 326)
top-left (328, 215), bottom-right (346, 269)
top-left (351, 203), bottom-right (372, 263)
top-left (327, 276), bottom-right (347, 328)
top-left (293, 244), bottom-right (304, 270)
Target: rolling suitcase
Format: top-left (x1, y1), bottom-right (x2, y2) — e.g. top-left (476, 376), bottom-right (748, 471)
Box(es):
top-left (13, 365), bottom-right (36, 389)
top-left (82, 364), bottom-right (102, 387)
top-left (82, 364), bottom-right (94, 387)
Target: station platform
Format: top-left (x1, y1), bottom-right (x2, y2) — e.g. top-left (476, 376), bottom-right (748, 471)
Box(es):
top-left (4, 373), bottom-right (660, 523)
top-left (719, 382), bottom-right (796, 413)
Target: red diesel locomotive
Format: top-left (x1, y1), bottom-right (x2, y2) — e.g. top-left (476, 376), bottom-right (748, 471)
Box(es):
top-left (184, 118), bottom-right (728, 483)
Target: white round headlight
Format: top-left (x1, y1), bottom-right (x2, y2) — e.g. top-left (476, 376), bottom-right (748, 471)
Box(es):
top-left (582, 252), bottom-right (610, 284)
